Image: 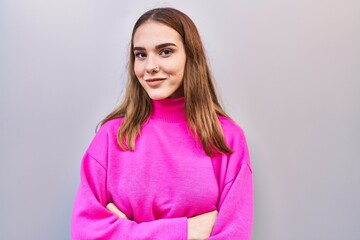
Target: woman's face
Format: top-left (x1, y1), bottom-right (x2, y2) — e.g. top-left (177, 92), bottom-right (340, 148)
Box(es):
top-left (133, 21), bottom-right (186, 100)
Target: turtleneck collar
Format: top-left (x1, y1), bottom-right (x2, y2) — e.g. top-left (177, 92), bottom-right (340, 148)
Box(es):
top-left (151, 97), bottom-right (186, 123)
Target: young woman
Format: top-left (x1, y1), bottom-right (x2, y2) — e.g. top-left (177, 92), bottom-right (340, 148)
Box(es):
top-left (71, 7), bottom-right (253, 240)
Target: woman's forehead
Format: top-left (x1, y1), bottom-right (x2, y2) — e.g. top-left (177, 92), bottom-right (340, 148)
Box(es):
top-left (133, 21), bottom-right (182, 48)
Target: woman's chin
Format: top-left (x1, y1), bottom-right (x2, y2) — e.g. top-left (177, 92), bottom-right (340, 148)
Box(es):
top-left (146, 91), bottom-right (184, 100)
top-left (146, 91), bottom-right (173, 100)
top-left (147, 93), bottom-right (167, 100)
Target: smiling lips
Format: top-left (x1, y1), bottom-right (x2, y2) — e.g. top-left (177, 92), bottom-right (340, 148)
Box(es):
top-left (145, 78), bottom-right (166, 87)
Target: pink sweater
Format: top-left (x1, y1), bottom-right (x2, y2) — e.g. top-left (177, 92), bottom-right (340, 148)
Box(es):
top-left (71, 97), bottom-right (253, 239)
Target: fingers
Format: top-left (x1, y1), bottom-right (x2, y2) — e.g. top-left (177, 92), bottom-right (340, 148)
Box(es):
top-left (209, 210), bottom-right (218, 218)
top-left (187, 209), bottom-right (218, 239)
top-left (204, 210), bottom-right (218, 224)
top-left (199, 210), bottom-right (218, 219)
top-left (106, 203), bottom-right (129, 219)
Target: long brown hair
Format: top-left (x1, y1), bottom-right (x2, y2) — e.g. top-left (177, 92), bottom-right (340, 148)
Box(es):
top-left (99, 7), bottom-right (233, 156)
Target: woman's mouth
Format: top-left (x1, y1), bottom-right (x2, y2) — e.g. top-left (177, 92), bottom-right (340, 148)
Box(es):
top-left (145, 78), bottom-right (166, 87)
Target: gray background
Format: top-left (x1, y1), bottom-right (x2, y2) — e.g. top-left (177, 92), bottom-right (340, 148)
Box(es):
top-left (1, 0), bottom-right (359, 239)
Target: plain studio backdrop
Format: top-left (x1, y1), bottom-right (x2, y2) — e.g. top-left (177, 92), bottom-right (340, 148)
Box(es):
top-left (0, 0), bottom-right (359, 239)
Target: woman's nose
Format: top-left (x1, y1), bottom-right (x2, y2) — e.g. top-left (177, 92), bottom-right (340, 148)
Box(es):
top-left (145, 55), bottom-right (159, 73)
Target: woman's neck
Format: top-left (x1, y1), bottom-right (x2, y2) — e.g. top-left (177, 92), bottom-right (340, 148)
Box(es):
top-left (150, 97), bottom-right (186, 123)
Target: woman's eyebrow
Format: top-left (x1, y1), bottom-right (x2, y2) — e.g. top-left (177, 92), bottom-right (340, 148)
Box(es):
top-left (133, 43), bottom-right (177, 51)
top-left (133, 46), bottom-right (145, 51)
top-left (155, 43), bottom-right (177, 49)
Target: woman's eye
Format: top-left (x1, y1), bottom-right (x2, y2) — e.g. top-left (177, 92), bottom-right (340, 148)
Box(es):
top-left (135, 52), bottom-right (146, 59)
top-left (160, 49), bottom-right (173, 56)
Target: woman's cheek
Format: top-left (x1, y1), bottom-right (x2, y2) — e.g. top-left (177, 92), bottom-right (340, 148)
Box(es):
top-left (134, 63), bottom-right (143, 79)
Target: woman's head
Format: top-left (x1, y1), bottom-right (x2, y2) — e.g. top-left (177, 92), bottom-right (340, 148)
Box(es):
top-left (129, 7), bottom-right (212, 101)
top-left (132, 20), bottom-right (186, 99)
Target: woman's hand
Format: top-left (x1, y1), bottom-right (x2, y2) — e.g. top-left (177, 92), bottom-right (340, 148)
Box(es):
top-left (106, 203), bottom-right (129, 220)
top-left (107, 202), bottom-right (217, 239)
top-left (187, 210), bottom-right (218, 240)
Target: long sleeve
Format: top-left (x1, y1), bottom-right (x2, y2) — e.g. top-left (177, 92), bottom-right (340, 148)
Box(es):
top-left (209, 118), bottom-right (254, 240)
top-left (71, 151), bottom-right (188, 240)
top-left (209, 163), bottom-right (253, 239)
